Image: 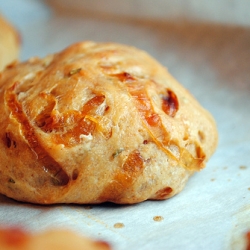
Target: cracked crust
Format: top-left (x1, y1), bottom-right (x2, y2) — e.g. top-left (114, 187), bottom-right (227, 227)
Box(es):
top-left (0, 41), bottom-right (218, 204)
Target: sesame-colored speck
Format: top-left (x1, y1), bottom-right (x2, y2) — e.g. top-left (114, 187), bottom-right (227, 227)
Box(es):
top-left (153, 216), bottom-right (164, 222)
top-left (239, 165), bottom-right (247, 170)
top-left (114, 223), bottom-right (124, 229)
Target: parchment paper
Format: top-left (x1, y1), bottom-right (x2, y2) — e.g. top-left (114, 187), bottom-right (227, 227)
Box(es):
top-left (0, 1), bottom-right (250, 249)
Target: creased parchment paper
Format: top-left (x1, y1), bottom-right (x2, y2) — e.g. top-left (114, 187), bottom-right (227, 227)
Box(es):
top-left (0, 1), bottom-right (250, 249)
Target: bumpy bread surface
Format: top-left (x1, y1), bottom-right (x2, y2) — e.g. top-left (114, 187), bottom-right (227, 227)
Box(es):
top-left (0, 227), bottom-right (111, 250)
top-left (0, 41), bottom-right (218, 204)
top-left (0, 14), bottom-right (20, 71)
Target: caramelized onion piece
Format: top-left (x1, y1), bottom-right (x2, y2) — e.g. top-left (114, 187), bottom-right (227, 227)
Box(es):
top-left (110, 72), bottom-right (135, 82)
top-left (99, 150), bottom-right (144, 202)
top-left (161, 89), bottom-right (179, 117)
top-left (6, 82), bottom-right (69, 186)
top-left (36, 94), bottom-right (107, 146)
top-left (111, 72), bottom-right (205, 171)
top-left (122, 150), bottom-right (144, 173)
top-left (126, 83), bottom-right (177, 158)
top-left (155, 187), bottom-right (173, 199)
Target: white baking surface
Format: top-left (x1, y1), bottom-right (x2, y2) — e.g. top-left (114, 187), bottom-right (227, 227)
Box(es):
top-left (0, 1), bottom-right (250, 249)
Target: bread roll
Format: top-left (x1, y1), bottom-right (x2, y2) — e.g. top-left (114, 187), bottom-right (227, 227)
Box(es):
top-left (0, 41), bottom-right (218, 204)
top-left (0, 14), bottom-right (20, 70)
top-left (0, 227), bottom-right (111, 250)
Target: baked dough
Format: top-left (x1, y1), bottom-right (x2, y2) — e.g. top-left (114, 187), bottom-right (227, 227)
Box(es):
top-left (0, 227), bottom-right (111, 250)
top-left (0, 14), bottom-right (20, 70)
top-left (0, 41), bottom-right (218, 204)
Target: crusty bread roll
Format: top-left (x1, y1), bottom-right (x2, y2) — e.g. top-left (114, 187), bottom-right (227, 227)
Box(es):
top-left (0, 41), bottom-right (218, 204)
top-left (0, 14), bottom-right (20, 71)
top-left (0, 227), bottom-right (111, 250)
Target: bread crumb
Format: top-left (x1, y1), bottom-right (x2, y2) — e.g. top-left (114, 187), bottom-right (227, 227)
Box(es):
top-left (153, 216), bottom-right (164, 222)
top-left (113, 223), bottom-right (124, 229)
top-left (239, 165), bottom-right (247, 170)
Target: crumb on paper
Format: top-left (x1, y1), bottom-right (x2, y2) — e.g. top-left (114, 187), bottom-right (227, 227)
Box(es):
top-left (211, 178), bottom-right (215, 182)
top-left (239, 165), bottom-right (247, 170)
top-left (153, 216), bottom-right (164, 222)
top-left (113, 223), bottom-right (124, 229)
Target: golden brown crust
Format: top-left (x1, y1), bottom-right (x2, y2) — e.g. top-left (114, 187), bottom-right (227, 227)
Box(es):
top-left (0, 227), bottom-right (111, 250)
top-left (0, 41), bottom-right (218, 204)
top-left (0, 14), bottom-right (20, 71)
